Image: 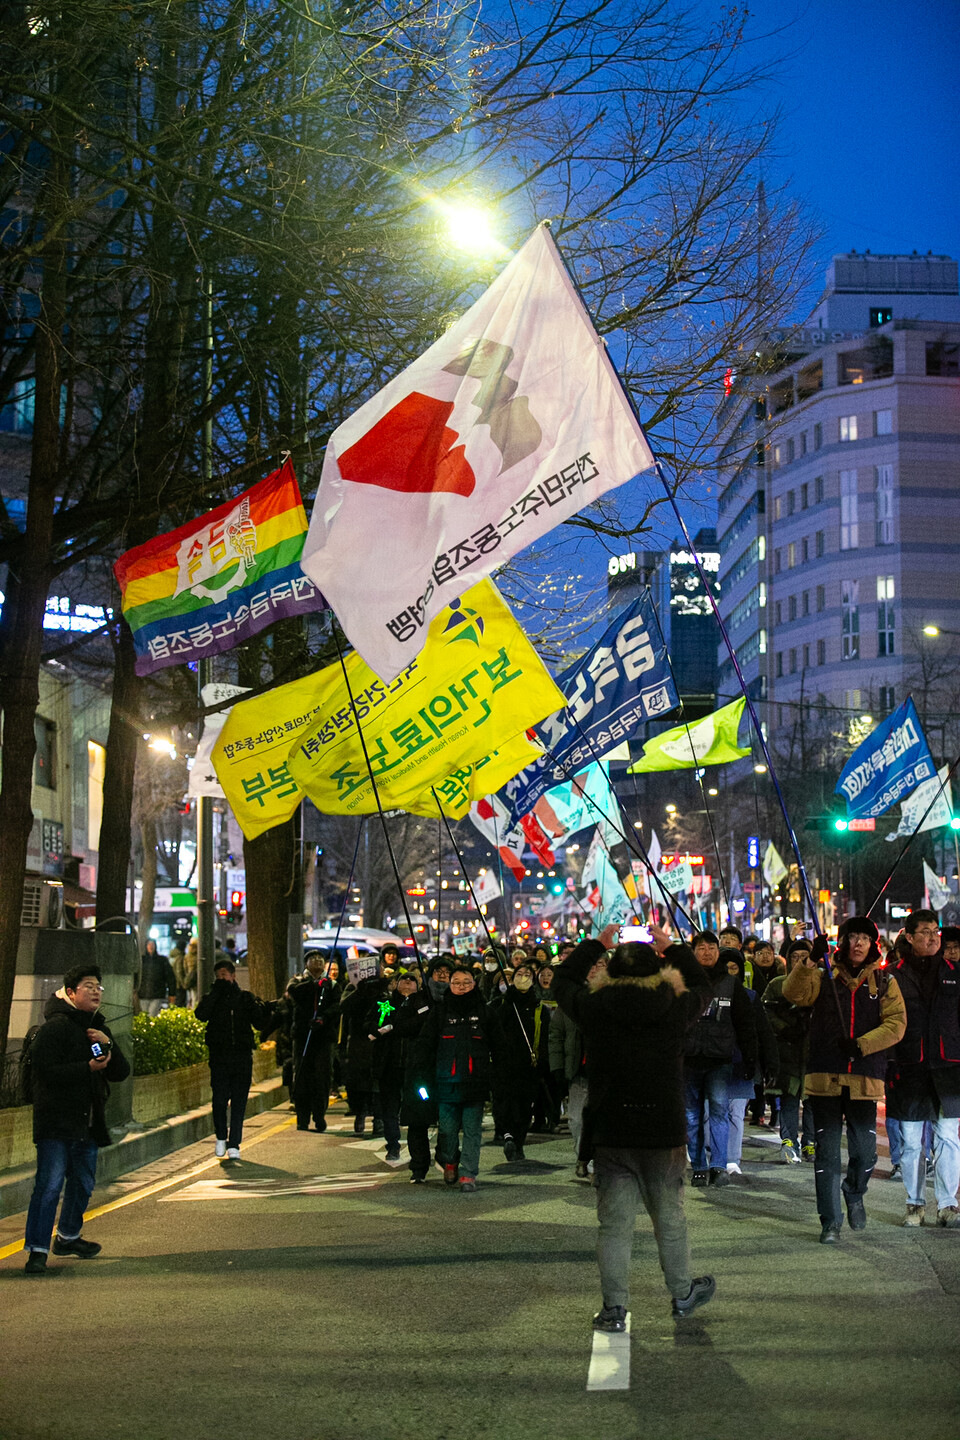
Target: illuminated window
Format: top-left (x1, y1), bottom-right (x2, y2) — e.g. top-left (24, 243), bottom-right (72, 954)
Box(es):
top-left (877, 576), bottom-right (895, 656)
top-left (841, 581), bottom-right (860, 660)
top-left (839, 415), bottom-right (858, 442)
top-left (840, 471), bottom-right (859, 549)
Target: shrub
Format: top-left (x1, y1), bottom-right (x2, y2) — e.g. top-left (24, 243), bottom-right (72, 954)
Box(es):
top-left (131, 1007), bottom-right (209, 1075)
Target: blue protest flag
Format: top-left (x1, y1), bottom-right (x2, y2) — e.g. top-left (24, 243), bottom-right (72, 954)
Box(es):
top-left (501, 590), bottom-right (678, 825)
top-left (835, 698), bottom-right (937, 821)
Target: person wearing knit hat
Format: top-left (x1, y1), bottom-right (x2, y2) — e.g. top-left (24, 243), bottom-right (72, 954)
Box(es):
top-left (886, 910), bottom-right (960, 1229)
top-left (783, 917), bottom-right (906, 1244)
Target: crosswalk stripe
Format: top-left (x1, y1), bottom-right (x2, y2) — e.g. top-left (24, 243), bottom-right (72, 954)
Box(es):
top-left (586, 1314), bottom-right (631, 1391)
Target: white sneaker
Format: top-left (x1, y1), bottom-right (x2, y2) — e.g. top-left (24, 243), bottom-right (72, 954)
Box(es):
top-left (781, 1142), bottom-right (801, 1165)
top-left (226, 1147), bottom-right (240, 1159)
top-left (215, 1139), bottom-right (227, 1158)
top-left (726, 1161), bottom-right (742, 1175)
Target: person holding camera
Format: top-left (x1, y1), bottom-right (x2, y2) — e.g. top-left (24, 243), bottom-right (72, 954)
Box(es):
top-left (23, 964), bottom-right (130, 1276)
top-left (195, 957), bottom-right (267, 1159)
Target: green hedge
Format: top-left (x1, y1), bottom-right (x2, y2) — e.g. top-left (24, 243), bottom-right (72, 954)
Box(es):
top-left (131, 1007), bottom-right (209, 1075)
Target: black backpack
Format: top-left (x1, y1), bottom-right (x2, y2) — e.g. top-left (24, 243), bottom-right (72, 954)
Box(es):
top-left (17, 1024), bottom-right (42, 1105)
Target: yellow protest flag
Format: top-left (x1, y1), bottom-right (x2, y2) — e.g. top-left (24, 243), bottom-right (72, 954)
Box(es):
top-left (210, 672), bottom-right (328, 840)
top-left (286, 579), bottom-right (564, 818)
top-left (403, 729), bottom-right (544, 819)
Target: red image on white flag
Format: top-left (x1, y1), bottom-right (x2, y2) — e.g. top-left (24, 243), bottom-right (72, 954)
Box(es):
top-left (301, 226), bottom-right (654, 681)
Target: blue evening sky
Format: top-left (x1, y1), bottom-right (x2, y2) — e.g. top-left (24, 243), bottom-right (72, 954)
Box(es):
top-left (532, 0), bottom-right (960, 644)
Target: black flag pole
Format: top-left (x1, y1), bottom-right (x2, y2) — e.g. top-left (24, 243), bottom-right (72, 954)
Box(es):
top-left (866, 753), bottom-right (960, 919)
top-left (331, 632), bottom-right (427, 987)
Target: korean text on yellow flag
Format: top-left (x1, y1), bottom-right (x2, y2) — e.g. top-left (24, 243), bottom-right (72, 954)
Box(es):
top-left (286, 580), bottom-right (565, 817)
top-left (211, 673), bottom-right (328, 840)
top-left (403, 729), bottom-right (543, 820)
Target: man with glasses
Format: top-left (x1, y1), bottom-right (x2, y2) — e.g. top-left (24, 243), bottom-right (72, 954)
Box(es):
top-left (23, 965), bottom-right (130, 1275)
top-left (887, 912), bottom-right (960, 1228)
top-left (414, 965), bottom-right (501, 1193)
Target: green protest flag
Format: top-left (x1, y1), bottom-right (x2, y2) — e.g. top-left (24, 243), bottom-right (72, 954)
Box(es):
top-left (627, 698), bottom-right (750, 774)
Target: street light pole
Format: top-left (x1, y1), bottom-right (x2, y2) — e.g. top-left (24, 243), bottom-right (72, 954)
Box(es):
top-left (195, 275), bottom-right (216, 1000)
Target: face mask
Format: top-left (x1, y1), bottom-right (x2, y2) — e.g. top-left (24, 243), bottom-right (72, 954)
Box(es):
top-left (498, 981), bottom-right (507, 993)
top-left (427, 978), bottom-right (448, 1001)
top-left (513, 975), bottom-right (533, 992)
top-left (484, 962), bottom-right (498, 972)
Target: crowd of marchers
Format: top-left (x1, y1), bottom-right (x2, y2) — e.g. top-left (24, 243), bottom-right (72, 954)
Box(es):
top-left (18, 910), bottom-right (960, 1339)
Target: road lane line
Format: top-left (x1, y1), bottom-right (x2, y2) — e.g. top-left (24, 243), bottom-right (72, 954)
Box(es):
top-left (586, 1313), bottom-right (631, 1391)
top-left (0, 1113), bottom-right (297, 1260)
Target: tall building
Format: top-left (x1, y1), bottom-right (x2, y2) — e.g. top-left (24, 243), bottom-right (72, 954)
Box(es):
top-left (607, 527), bottom-right (719, 718)
top-left (716, 252), bottom-right (960, 736)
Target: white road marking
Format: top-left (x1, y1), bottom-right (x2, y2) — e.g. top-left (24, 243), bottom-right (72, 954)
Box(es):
top-left (586, 1313), bottom-right (631, 1391)
top-left (159, 1172), bottom-right (386, 1201)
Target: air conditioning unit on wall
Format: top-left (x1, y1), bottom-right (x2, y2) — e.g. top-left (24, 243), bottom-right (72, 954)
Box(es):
top-left (21, 878), bottom-right (64, 929)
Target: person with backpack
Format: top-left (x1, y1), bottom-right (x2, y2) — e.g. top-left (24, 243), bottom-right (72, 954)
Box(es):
top-left (195, 956), bottom-right (268, 1159)
top-left (22, 964), bottom-right (130, 1276)
top-left (783, 917), bottom-right (906, 1244)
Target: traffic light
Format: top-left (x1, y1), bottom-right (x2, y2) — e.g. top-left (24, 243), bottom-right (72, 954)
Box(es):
top-left (551, 883), bottom-right (563, 894)
top-left (951, 817), bottom-right (960, 831)
top-left (229, 889), bottom-right (244, 921)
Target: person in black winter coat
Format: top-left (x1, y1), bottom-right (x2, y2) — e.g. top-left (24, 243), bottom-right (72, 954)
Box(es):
top-left (553, 924), bottom-right (716, 1332)
top-left (492, 963), bottom-right (549, 1161)
top-left (414, 964), bottom-right (502, 1192)
top-left (23, 965), bottom-right (131, 1275)
top-left (370, 971), bottom-right (420, 1161)
top-left (195, 958), bottom-right (266, 1158)
top-left (339, 973), bottom-right (391, 1136)
top-left (287, 951), bottom-right (342, 1133)
top-left (138, 939), bottom-right (177, 1016)
top-left (683, 931), bottom-right (758, 1188)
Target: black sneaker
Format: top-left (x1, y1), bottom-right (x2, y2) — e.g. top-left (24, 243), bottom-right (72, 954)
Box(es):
top-left (575, 1160), bottom-right (590, 1179)
top-left (515, 1146), bottom-right (526, 1162)
top-left (845, 1196), bottom-right (867, 1231)
top-left (313, 1120), bottom-right (327, 1133)
top-left (503, 1136), bottom-right (518, 1162)
top-left (24, 1250), bottom-right (47, 1276)
top-left (888, 1163), bottom-right (902, 1180)
top-left (443, 1163), bottom-right (459, 1186)
top-left (593, 1304), bottom-right (627, 1333)
top-left (672, 1276), bottom-right (716, 1319)
top-left (52, 1235), bottom-right (102, 1259)
top-left (691, 1169), bottom-right (709, 1187)
top-left (385, 1147), bottom-right (401, 1161)
top-left (820, 1223), bottom-right (842, 1245)
top-left (709, 1167), bottom-right (730, 1188)
top-left (371, 1125), bottom-right (384, 1138)
top-left (410, 1174), bottom-right (426, 1184)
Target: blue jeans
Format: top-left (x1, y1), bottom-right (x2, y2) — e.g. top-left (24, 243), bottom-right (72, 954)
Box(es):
top-left (25, 1139), bottom-right (99, 1253)
top-left (437, 1100), bottom-right (484, 1179)
top-left (684, 1063), bottom-right (732, 1170)
top-left (901, 1116), bottom-right (960, 1209)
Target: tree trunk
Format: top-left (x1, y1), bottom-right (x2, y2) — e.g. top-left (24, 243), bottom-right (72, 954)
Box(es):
top-left (95, 618), bottom-right (141, 929)
top-left (0, 165), bottom-right (66, 1058)
top-left (138, 814), bottom-right (158, 952)
top-left (243, 819), bottom-right (294, 1000)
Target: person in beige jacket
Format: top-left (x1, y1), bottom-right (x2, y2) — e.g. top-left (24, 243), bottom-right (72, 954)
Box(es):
top-left (784, 915), bottom-right (905, 1244)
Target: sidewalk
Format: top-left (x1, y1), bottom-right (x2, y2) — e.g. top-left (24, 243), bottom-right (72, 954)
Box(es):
top-left (0, 1075), bottom-right (289, 1220)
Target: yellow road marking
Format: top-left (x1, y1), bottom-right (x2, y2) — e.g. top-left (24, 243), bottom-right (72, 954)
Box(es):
top-left (0, 1113), bottom-right (296, 1261)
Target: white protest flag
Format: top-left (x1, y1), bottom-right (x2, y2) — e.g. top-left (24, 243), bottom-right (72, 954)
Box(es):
top-left (886, 765), bottom-right (953, 840)
top-left (474, 869), bottom-right (502, 906)
top-left (187, 683), bottom-right (250, 799)
top-left (301, 226), bottom-right (654, 681)
top-left (923, 860), bottom-right (952, 912)
top-left (468, 793), bottom-right (527, 883)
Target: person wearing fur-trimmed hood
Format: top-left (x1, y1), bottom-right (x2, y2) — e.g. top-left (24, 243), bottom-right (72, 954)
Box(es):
top-left (552, 923), bottom-right (717, 1332)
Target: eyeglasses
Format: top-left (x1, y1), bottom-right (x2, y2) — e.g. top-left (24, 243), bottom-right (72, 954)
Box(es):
top-left (912, 926), bottom-right (940, 937)
top-left (449, 979), bottom-right (474, 989)
top-left (78, 981), bottom-right (104, 992)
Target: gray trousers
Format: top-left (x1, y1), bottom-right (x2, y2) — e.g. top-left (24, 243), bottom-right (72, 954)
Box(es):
top-left (595, 1145), bottom-right (692, 1306)
top-left (566, 1077), bottom-right (588, 1158)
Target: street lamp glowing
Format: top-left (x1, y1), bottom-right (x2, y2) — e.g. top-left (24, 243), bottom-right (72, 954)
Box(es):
top-left (146, 734), bottom-right (177, 760)
top-left (923, 625), bottom-right (940, 637)
top-left (665, 803), bottom-right (677, 814)
top-left (444, 203), bottom-right (500, 257)
top-left (754, 763), bottom-right (767, 774)
top-left (708, 787), bottom-right (719, 797)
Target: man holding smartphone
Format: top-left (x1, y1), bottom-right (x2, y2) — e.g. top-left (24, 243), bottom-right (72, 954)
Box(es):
top-left (23, 964), bottom-right (130, 1276)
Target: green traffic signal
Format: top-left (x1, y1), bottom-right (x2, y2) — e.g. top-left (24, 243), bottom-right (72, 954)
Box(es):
top-left (951, 817), bottom-right (960, 831)
top-left (833, 818), bottom-right (849, 832)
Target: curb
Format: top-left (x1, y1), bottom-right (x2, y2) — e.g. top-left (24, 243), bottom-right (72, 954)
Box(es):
top-left (0, 1075), bottom-right (288, 1219)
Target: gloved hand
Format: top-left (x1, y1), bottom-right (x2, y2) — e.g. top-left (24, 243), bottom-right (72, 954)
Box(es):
top-left (838, 1036), bottom-right (861, 1061)
top-left (810, 935), bottom-right (830, 965)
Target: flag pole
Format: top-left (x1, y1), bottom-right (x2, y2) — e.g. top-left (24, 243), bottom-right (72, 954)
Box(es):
top-left (548, 232), bottom-right (822, 937)
top-left (331, 632), bottom-right (426, 986)
top-left (646, 595), bottom-right (731, 919)
top-left (866, 752), bottom-right (960, 918)
top-left (433, 792), bottom-right (535, 1063)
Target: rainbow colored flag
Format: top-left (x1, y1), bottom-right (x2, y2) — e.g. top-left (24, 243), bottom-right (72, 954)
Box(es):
top-left (114, 460), bottom-right (326, 675)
